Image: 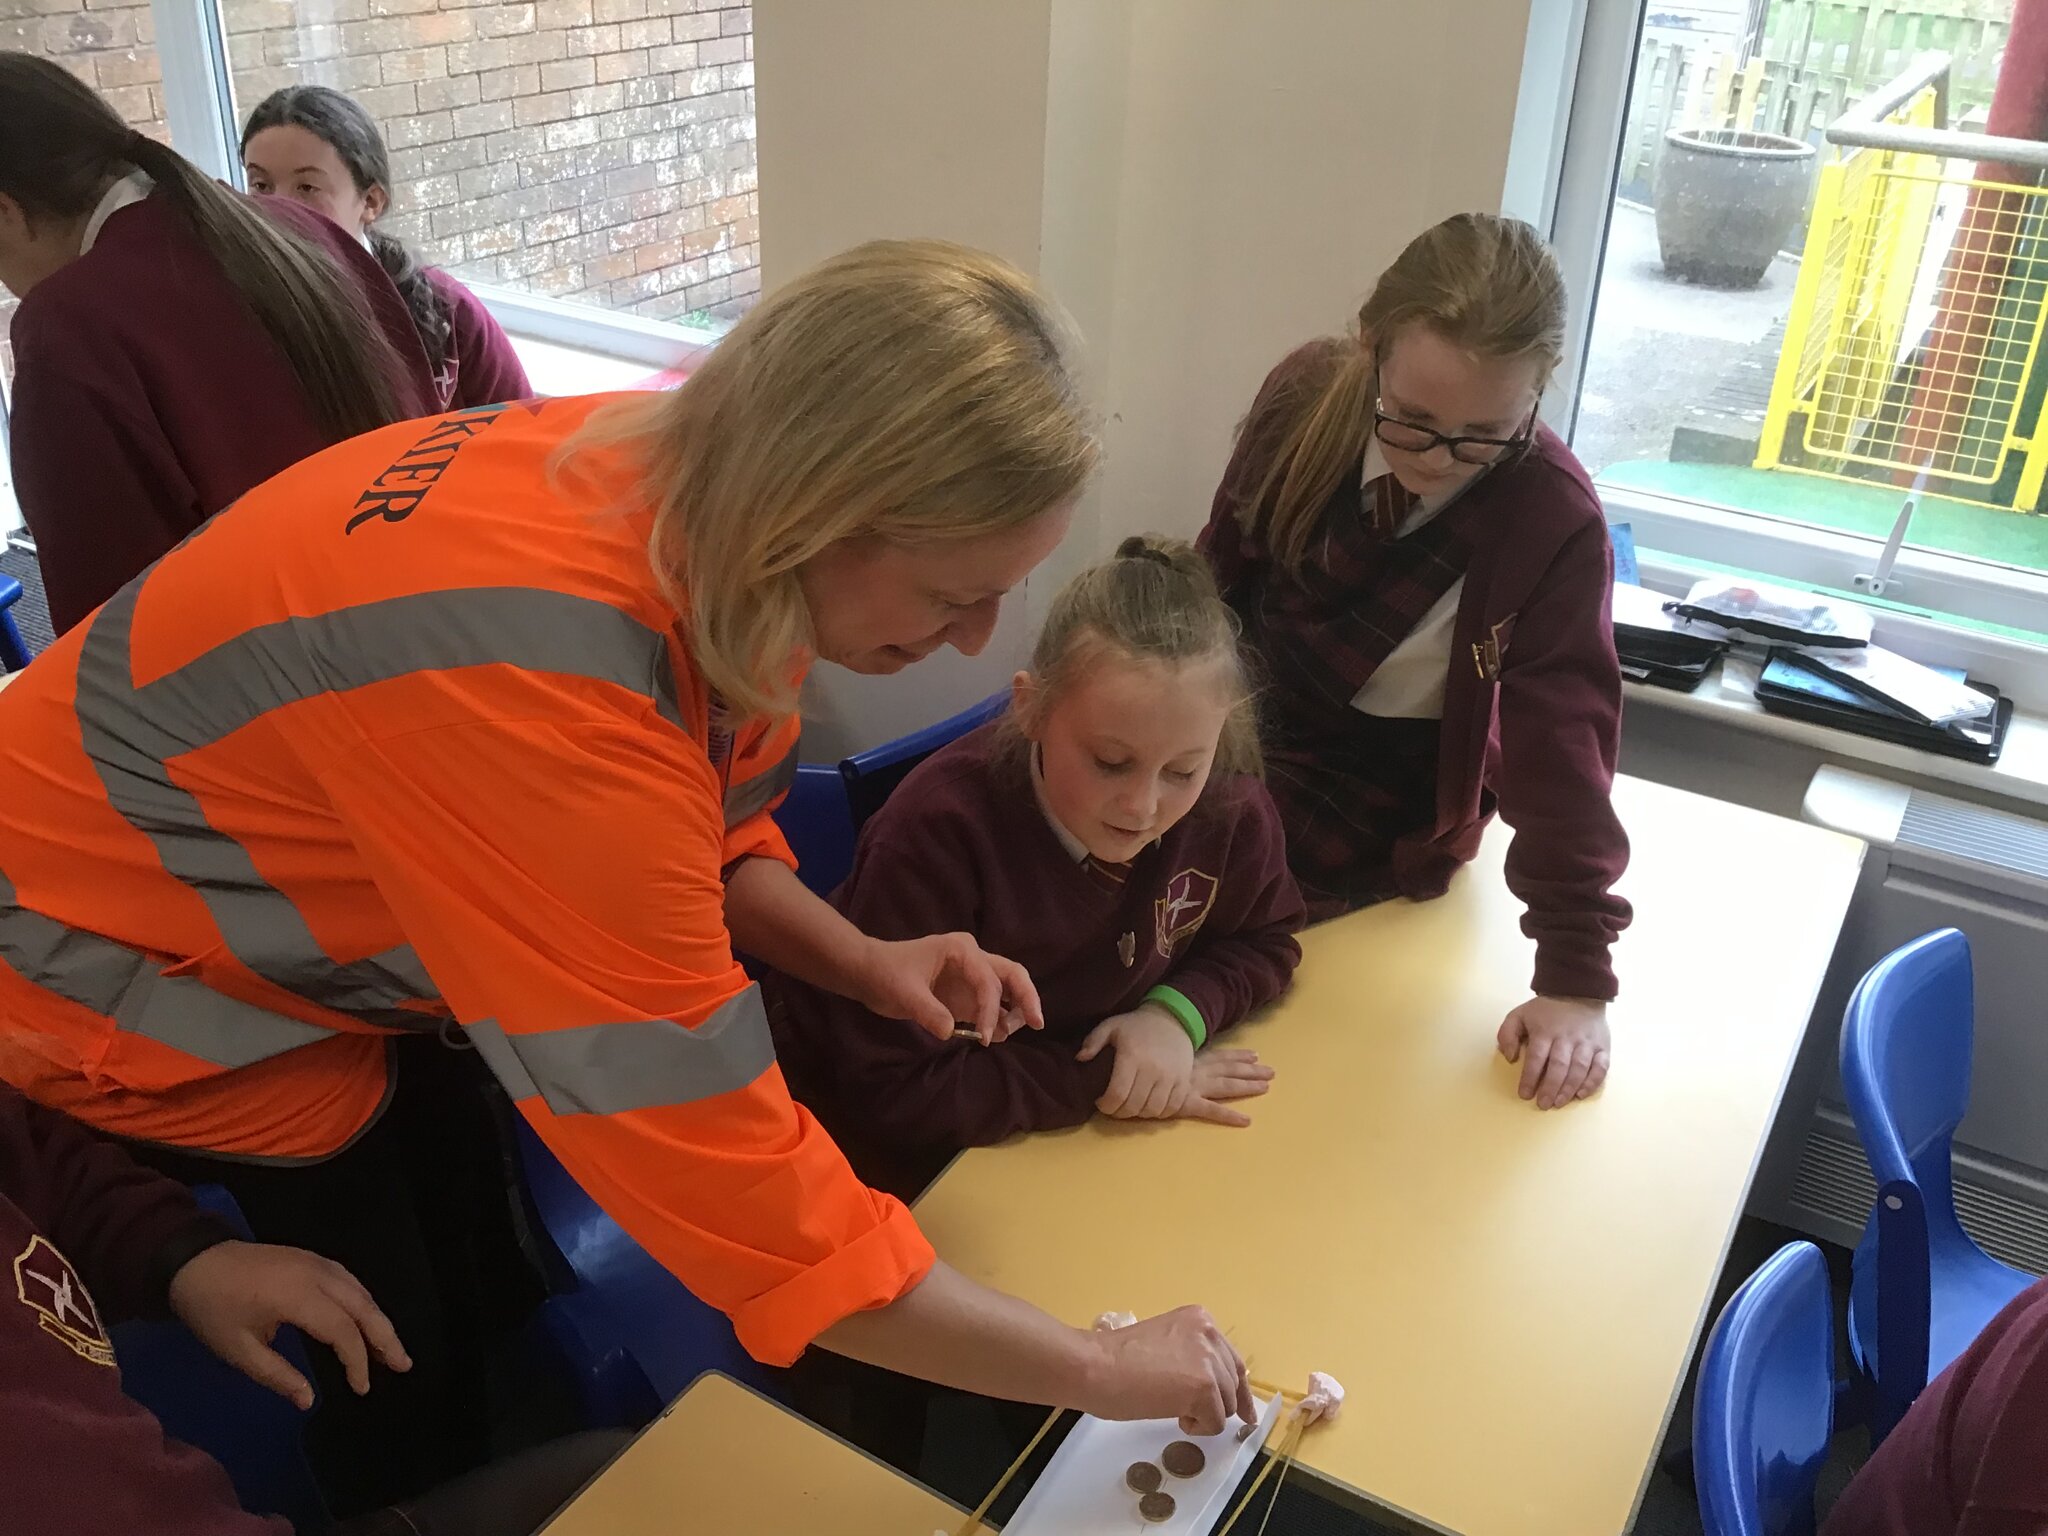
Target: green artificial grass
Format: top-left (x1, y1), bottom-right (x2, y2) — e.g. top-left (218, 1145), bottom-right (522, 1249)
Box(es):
top-left (1598, 459), bottom-right (2048, 570)
top-left (1598, 459), bottom-right (2048, 646)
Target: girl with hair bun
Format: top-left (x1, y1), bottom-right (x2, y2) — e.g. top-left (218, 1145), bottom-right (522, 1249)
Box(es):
top-left (770, 533), bottom-right (1306, 1201)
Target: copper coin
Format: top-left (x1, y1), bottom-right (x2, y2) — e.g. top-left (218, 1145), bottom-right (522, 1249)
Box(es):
top-left (1139, 1490), bottom-right (1177, 1523)
top-left (1161, 1439), bottom-right (1205, 1478)
top-left (1124, 1461), bottom-right (1163, 1494)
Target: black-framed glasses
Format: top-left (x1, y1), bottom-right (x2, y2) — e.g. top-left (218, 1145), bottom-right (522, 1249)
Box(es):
top-left (1372, 399), bottom-right (1537, 466)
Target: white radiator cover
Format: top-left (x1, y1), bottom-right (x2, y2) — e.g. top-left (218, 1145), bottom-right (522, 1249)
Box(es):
top-left (1772, 767), bottom-right (2048, 1276)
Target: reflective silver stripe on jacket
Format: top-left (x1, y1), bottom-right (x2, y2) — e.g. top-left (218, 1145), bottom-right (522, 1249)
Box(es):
top-left (72, 583), bottom-right (688, 1025)
top-left (0, 872), bottom-right (340, 1068)
top-left (467, 986), bottom-right (776, 1117)
top-left (723, 743), bottom-right (799, 828)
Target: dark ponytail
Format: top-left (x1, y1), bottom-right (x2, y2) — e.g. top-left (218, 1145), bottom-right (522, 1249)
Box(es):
top-left (241, 85), bottom-right (452, 375)
top-left (0, 52), bottom-right (405, 441)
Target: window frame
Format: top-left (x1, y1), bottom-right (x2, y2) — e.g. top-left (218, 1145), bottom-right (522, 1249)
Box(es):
top-left (1542, 0), bottom-right (2048, 688)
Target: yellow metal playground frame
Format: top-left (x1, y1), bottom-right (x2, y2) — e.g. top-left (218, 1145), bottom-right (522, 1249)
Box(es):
top-left (1756, 61), bottom-right (2048, 512)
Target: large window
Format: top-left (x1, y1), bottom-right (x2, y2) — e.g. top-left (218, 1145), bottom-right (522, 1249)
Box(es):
top-left (0, 0), bottom-right (757, 362)
top-left (220, 0), bottom-right (758, 329)
top-left (1564, 0), bottom-right (2048, 652)
top-left (0, 0), bottom-right (754, 537)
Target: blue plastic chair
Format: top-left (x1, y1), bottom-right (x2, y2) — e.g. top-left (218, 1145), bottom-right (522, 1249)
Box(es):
top-left (772, 762), bottom-right (859, 898)
top-left (512, 1119), bottom-right (763, 1422)
top-left (111, 1185), bottom-right (328, 1529)
top-left (0, 573), bottom-right (32, 672)
top-left (1693, 1242), bottom-right (1836, 1536)
top-left (1839, 927), bottom-right (2031, 1439)
top-left (838, 691), bottom-right (1008, 832)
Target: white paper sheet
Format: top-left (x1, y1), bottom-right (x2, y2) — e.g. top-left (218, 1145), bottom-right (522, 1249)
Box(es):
top-left (995, 1390), bottom-right (1287, 1536)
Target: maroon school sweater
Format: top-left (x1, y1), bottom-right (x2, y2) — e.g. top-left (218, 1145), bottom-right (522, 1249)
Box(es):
top-left (1202, 340), bottom-right (1632, 1001)
top-left (767, 723), bottom-right (1306, 1198)
top-left (1822, 1276), bottom-right (2048, 1536)
top-left (424, 267), bottom-right (531, 411)
top-left (8, 190), bottom-right (439, 635)
top-left (0, 1087), bottom-right (278, 1535)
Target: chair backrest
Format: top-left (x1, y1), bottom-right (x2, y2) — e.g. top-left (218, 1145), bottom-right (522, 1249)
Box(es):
top-left (0, 572), bottom-right (31, 673)
top-left (1694, 1241), bottom-right (1835, 1536)
top-left (839, 691), bottom-right (1009, 831)
top-left (1840, 928), bottom-right (1973, 1204)
top-left (771, 763), bottom-right (859, 898)
top-left (512, 1119), bottom-right (762, 1411)
top-left (110, 1185), bottom-right (328, 1528)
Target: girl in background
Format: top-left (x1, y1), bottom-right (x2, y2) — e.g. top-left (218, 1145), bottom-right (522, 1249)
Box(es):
top-left (242, 85), bottom-right (530, 412)
top-left (770, 536), bottom-right (1305, 1200)
top-left (1200, 211), bottom-right (1630, 1113)
top-left (0, 54), bottom-right (436, 634)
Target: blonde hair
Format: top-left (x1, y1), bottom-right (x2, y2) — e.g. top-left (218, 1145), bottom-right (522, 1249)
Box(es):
top-left (1012, 535), bottom-right (1261, 777)
top-left (565, 239), bottom-right (1099, 718)
top-left (1234, 211), bottom-right (1566, 569)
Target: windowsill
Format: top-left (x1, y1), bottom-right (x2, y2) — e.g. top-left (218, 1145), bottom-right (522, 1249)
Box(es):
top-left (509, 336), bottom-right (671, 398)
top-left (1624, 657), bottom-right (2048, 812)
top-left (476, 284), bottom-right (721, 373)
top-left (1613, 487), bottom-right (2048, 715)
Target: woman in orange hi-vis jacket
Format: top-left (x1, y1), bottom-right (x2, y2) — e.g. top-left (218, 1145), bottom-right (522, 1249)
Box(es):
top-left (0, 240), bottom-right (1253, 1515)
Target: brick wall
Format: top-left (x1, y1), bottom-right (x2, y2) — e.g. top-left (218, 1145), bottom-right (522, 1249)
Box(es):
top-left (227, 0), bottom-right (759, 326)
top-left (0, 0), bottom-right (169, 134)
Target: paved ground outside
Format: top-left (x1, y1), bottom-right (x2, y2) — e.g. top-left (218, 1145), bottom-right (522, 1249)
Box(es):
top-left (1577, 201), bottom-right (1797, 476)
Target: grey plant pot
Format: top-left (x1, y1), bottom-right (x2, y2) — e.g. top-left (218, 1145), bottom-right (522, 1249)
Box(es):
top-left (1654, 127), bottom-right (1818, 288)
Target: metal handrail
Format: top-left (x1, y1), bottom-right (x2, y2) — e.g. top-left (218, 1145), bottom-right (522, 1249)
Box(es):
top-left (1824, 50), bottom-right (2048, 173)
top-left (1834, 50), bottom-right (1953, 135)
top-left (1826, 126), bottom-right (2048, 171)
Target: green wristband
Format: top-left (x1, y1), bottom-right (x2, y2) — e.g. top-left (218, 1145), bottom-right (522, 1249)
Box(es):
top-left (1143, 985), bottom-right (1207, 1050)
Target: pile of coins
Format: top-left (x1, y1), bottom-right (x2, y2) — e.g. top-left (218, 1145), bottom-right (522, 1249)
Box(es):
top-left (1121, 1439), bottom-right (1207, 1524)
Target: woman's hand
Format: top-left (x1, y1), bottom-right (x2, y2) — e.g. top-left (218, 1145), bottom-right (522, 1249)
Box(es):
top-left (1497, 995), bottom-right (1610, 1109)
top-left (1079, 1005), bottom-right (1195, 1119)
top-left (1086, 1305), bottom-right (1256, 1435)
top-left (855, 933), bottom-right (1043, 1044)
top-left (814, 1262), bottom-right (1253, 1435)
top-left (167, 1240), bottom-right (411, 1410)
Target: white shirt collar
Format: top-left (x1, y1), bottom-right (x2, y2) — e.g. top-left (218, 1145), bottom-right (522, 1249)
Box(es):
top-left (81, 171), bottom-right (153, 255)
top-left (1029, 744), bottom-right (1093, 864)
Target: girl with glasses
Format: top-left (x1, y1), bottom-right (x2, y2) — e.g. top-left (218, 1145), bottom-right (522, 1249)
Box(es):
top-left (1199, 212), bottom-right (1631, 1112)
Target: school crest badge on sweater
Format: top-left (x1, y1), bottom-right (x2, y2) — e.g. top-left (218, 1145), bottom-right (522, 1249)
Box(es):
top-left (1154, 869), bottom-right (1219, 960)
top-left (13, 1235), bottom-right (112, 1367)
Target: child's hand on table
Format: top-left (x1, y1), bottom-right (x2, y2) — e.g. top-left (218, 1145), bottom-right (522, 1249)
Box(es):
top-left (1497, 995), bottom-right (1610, 1109)
top-left (1079, 1005), bottom-right (1272, 1126)
top-left (167, 1240), bottom-right (411, 1410)
top-left (1187, 1047), bottom-right (1274, 1123)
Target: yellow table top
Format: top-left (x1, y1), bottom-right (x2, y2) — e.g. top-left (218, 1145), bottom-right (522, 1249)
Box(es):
top-left (915, 775), bottom-right (1864, 1536)
top-left (541, 1372), bottom-right (965, 1535)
